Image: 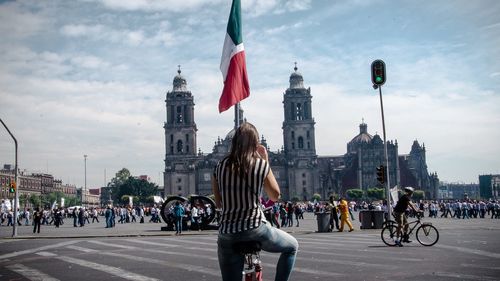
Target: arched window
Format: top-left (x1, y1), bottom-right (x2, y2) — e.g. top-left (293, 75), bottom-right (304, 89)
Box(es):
top-left (298, 137), bottom-right (304, 149)
top-left (176, 106), bottom-right (183, 123)
top-left (291, 131), bottom-right (295, 139)
top-left (177, 140), bottom-right (183, 153)
top-left (296, 103), bottom-right (303, 120)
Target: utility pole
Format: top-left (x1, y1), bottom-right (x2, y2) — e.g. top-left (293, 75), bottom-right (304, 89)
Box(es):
top-left (1, 118), bottom-right (19, 237)
top-left (84, 154), bottom-right (87, 207)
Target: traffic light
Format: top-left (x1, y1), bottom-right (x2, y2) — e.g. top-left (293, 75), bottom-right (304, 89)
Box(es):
top-left (9, 181), bottom-right (16, 193)
top-left (371, 59), bottom-right (386, 86)
top-left (376, 165), bottom-right (387, 184)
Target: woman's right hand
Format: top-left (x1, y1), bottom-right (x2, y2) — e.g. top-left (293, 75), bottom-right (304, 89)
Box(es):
top-left (256, 144), bottom-right (268, 161)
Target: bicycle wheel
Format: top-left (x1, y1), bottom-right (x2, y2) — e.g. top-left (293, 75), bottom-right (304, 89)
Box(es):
top-left (416, 224), bottom-right (439, 246)
top-left (381, 220), bottom-right (397, 229)
top-left (381, 224), bottom-right (398, 246)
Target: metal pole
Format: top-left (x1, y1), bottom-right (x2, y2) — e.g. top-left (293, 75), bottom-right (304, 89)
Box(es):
top-left (1, 118), bottom-right (19, 237)
top-left (378, 87), bottom-right (392, 219)
top-left (234, 102), bottom-right (240, 129)
top-left (84, 154), bottom-right (87, 207)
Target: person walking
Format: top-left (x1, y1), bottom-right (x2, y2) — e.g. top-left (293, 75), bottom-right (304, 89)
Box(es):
top-left (338, 197), bottom-right (354, 232)
top-left (191, 205), bottom-right (200, 231)
top-left (212, 122), bottom-right (298, 281)
top-left (92, 208), bottom-right (99, 223)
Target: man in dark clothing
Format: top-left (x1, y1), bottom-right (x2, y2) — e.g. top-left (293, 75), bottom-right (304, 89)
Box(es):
top-left (33, 208), bottom-right (43, 233)
top-left (78, 208), bottom-right (85, 227)
top-left (73, 207), bottom-right (78, 227)
top-left (393, 187), bottom-right (420, 246)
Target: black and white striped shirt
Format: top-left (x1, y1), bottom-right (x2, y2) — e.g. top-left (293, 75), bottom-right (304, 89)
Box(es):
top-left (214, 157), bottom-right (270, 234)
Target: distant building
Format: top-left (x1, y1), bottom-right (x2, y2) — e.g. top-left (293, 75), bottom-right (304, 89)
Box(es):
top-left (479, 174), bottom-right (500, 199)
top-left (163, 66), bottom-right (439, 200)
top-left (438, 182), bottom-right (480, 200)
top-left (0, 164), bottom-right (77, 209)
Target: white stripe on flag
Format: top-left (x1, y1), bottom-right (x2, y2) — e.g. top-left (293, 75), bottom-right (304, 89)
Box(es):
top-left (220, 33), bottom-right (244, 81)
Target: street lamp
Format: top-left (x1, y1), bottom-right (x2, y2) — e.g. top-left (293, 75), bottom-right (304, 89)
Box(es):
top-left (84, 154), bottom-right (87, 207)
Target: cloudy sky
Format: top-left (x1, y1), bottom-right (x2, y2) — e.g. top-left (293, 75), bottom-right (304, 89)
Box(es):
top-left (1, 0), bottom-right (499, 189)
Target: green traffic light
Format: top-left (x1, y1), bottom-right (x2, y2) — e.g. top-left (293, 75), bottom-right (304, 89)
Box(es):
top-left (376, 76), bottom-right (382, 83)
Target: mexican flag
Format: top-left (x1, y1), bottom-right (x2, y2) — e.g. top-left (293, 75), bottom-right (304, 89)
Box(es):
top-left (219, 0), bottom-right (250, 113)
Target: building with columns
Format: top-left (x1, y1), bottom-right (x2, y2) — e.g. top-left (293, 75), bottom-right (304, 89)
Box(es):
top-left (163, 66), bottom-right (438, 200)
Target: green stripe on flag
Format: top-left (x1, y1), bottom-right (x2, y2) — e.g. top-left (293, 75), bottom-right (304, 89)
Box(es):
top-left (226, 0), bottom-right (242, 45)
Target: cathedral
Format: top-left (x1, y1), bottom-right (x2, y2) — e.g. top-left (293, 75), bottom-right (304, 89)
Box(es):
top-left (163, 66), bottom-right (439, 201)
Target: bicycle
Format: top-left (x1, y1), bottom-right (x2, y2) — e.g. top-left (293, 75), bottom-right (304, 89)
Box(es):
top-left (381, 213), bottom-right (439, 246)
top-left (233, 241), bottom-right (263, 281)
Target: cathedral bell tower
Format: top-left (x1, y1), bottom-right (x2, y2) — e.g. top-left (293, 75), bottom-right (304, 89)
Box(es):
top-left (164, 67), bottom-right (198, 196)
top-left (282, 63), bottom-right (318, 200)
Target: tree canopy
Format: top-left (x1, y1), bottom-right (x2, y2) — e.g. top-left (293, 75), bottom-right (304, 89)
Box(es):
top-left (105, 168), bottom-right (159, 206)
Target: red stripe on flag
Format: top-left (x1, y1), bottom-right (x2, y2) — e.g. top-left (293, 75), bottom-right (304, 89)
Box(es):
top-left (218, 51), bottom-right (250, 113)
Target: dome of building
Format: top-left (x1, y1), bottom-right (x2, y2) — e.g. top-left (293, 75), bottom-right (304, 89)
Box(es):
top-left (225, 128), bottom-right (236, 141)
top-left (173, 67), bottom-right (187, 92)
top-left (289, 63), bottom-right (304, 89)
top-left (347, 122), bottom-right (373, 153)
top-left (349, 122), bottom-right (373, 144)
top-left (371, 134), bottom-right (383, 145)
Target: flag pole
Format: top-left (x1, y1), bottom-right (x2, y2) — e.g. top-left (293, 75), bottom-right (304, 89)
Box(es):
top-left (234, 102), bottom-right (240, 129)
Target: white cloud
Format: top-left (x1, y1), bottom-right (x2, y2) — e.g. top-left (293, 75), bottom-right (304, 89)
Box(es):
top-left (93, 0), bottom-right (224, 12)
top-left (0, 2), bottom-right (49, 39)
top-left (70, 55), bottom-right (110, 69)
top-left (60, 24), bottom-right (105, 37)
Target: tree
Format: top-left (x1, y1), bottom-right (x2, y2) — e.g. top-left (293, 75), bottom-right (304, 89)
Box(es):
top-left (367, 188), bottom-right (385, 200)
top-left (413, 190), bottom-right (425, 201)
top-left (108, 168), bottom-right (159, 206)
top-left (19, 194), bottom-right (28, 208)
top-left (28, 195), bottom-right (41, 209)
top-left (311, 193), bottom-right (321, 202)
top-left (346, 189), bottom-right (364, 200)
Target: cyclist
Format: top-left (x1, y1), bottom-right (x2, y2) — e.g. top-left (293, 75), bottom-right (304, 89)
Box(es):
top-left (212, 122), bottom-right (298, 281)
top-left (393, 186), bottom-right (421, 246)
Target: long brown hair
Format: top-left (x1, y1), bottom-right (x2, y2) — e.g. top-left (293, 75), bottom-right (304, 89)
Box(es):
top-left (227, 122), bottom-right (259, 176)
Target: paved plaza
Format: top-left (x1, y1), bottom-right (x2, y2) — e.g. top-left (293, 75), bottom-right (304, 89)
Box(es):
top-left (1, 212), bottom-right (499, 280)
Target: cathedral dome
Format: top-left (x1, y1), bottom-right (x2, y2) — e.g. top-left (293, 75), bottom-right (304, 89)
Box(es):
top-left (225, 128), bottom-right (235, 141)
top-left (289, 64), bottom-right (304, 89)
top-left (349, 122), bottom-right (373, 144)
top-left (173, 67), bottom-right (187, 92)
top-left (347, 122), bottom-right (373, 153)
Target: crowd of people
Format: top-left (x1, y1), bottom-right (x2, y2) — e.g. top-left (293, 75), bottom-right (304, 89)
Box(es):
top-left (0, 202), bottom-right (171, 233)
top-left (1, 198), bottom-right (498, 235)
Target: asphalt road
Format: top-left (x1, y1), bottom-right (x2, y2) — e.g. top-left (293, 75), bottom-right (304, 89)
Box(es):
top-left (1, 213), bottom-right (499, 281)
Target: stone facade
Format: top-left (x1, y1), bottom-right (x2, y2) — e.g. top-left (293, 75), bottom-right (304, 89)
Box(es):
top-left (0, 165), bottom-right (77, 209)
top-left (163, 67), bottom-right (438, 200)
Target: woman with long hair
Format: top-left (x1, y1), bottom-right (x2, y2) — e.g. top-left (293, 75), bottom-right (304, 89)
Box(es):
top-left (212, 122), bottom-right (298, 281)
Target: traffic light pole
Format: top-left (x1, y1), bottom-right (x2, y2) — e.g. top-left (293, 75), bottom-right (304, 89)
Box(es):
top-left (0, 118), bottom-right (19, 237)
top-left (377, 86), bottom-right (392, 220)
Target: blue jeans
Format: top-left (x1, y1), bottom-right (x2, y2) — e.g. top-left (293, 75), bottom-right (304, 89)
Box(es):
top-left (175, 217), bottom-right (182, 233)
top-left (217, 222), bottom-right (298, 281)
